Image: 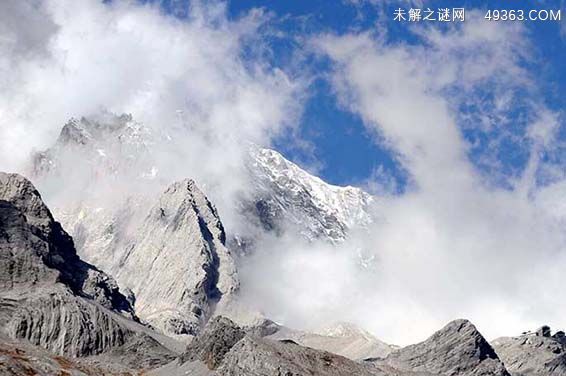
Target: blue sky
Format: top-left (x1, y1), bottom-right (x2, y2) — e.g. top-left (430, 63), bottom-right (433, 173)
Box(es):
top-left (147, 0), bottom-right (566, 192)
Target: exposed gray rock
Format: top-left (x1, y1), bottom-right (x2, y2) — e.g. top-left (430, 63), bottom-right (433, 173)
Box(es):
top-left (216, 335), bottom-right (387, 376)
top-left (179, 316), bottom-right (245, 368)
top-left (0, 172), bottom-right (179, 365)
top-left (85, 332), bottom-right (177, 370)
top-left (31, 116), bottom-right (240, 338)
top-left (245, 318), bottom-right (281, 338)
top-left (1, 286), bottom-right (132, 357)
top-left (114, 179), bottom-right (239, 338)
top-left (492, 326), bottom-right (566, 376)
top-left (0, 172), bottom-right (134, 316)
top-left (376, 319), bottom-right (510, 376)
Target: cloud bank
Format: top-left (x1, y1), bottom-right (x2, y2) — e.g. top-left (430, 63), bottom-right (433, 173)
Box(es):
top-left (0, 0), bottom-right (304, 229)
top-left (239, 12), bottom-right (566, 345)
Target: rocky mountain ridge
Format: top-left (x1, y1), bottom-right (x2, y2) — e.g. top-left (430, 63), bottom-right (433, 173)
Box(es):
top-left (151, 316), bottom-right (516, 376)
top-left (0, 172), bottom-right (178, 367)
top-left (113, 178), bottom-right (239, 338)
top-left (29, 113), bottom-right (374, 336)
top-left (1, 170), bottom-right (564, 375)
top-left (373, 319), bottom-right (510, 376)
top-left (241, 145), bottom-right (373, 244)
top-left (31, 114), bottom-right (374, 255)
top-left (1, 113), bottom-right (562, 375)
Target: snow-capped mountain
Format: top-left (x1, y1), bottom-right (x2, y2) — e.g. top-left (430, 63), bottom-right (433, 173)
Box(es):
top-left (32, 113), bottom-right (165, 188)
top-left (243, 146), bottom-right (373, 244)
top-left (31, 113), bottom-right (374, 252)
top-left (28, 113), bottom-right (375, 336)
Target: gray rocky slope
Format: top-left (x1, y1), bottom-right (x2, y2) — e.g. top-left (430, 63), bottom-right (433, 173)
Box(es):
top-left (152, 316), bottom-right (391, 376)
top-left (114, 178), bottom-right (239, 338)
top-left (0, 172), bottom-right (178, 368)
top-left (0, 172), bottom-right (134, 316)
top-left (492, 325), bottom-right (566, 376)
top-left (372, 319), bottom-right (510, 376)
top-left (151, 316), bottom-right (516, 376)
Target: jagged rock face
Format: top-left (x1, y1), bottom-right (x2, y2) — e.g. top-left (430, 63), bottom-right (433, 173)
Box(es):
top-left (0, 173), bottom-right (133, 315)
top-left (32, 115), bottom-right (375, 256)
top-left (492, 326), bottom-right (566, 376)
top-left (32, 113), bottom-right (159, 180)
top-left (113, 179), bottom-right (239, 338)
top-left (31, 115), bottom-right (240, 337)
top-left (0, 199), bottom-right (60, 287)
top-left (30, 114), bottom-right (165, 275)
top-left (378, 319), bottom-right (510, 376)
top-left (236, 146), bottom-right (373, 247)
top-left (0, 172), bottom-right (179, 363)
top-left (0, 173), bottom-right (135, 356)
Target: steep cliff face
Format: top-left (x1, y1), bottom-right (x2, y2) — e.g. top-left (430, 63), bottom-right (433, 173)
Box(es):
top-left (31, 115), bottom-right (240, 337)
top-left (0, 172), bottom-right (133, 315)
top-left (0, 173), bottom-right (176, 363)
top-left (115, 179), bottom-right (239, 338)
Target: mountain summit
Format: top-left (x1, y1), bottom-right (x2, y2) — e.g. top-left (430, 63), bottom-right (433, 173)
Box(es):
top-left (377, 319), bottom-right (510, 376)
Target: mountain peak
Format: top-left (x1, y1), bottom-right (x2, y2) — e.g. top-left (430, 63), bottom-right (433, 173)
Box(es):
top-left (380, 319), bottom-right (509, 376)
top-left (113, 178), bottom-right (238, 338)
top-left (242, 144), bottom-right (374, 244)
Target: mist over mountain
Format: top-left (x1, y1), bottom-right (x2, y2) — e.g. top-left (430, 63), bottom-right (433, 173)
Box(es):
top-left (22, 108), bottom-right (566, 348)
top-left (1, 0), bottom-right (566, 374)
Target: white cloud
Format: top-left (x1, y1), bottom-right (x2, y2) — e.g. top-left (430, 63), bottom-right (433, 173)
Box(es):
top-left (0, 0), bottom-right (302, 177)
top-left (239, 12), bottom-right (566, 346)
top-left (0, 0), bottom-right (305, 230)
